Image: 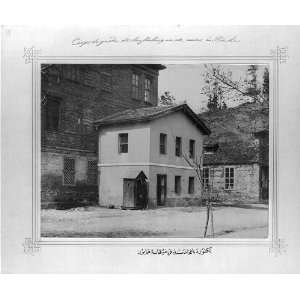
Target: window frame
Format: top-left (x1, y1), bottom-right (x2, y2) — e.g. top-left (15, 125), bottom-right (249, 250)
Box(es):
top-left (224, 166), bottom-right (234, 190)
top-left (63, 157), bottom-right (76, 186)
top-left (174, 175), bottom-right (181, 195)
top-left (188, 176), bottom-right (195, 194)
top-left (175, 136), bottom-right (182, 157)
top-left (132, 73), bottom-right (140, 100)
top-left (189, 139), bottom-right (195, 159)
top-left (118, 133), bottom-right (129, 154)
top-left (144, 77), bottom-right (152, 102)
top-left (159, 133), bottom-right (167, 155)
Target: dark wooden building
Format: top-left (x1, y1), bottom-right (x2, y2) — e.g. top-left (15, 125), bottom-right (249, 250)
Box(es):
top-left (41, 64), bottom-right (165, 208)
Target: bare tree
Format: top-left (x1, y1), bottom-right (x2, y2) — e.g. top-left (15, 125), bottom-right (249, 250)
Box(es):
top-left (182, 153), bottom-right (215, 238)
top-left (201, 64), bottom-right (269, 110)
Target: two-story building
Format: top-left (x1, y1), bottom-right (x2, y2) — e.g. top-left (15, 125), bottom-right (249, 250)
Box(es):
top-left (41, 64), bottom-right (165, 208)
top-left (94, 104), bottom-right (210, 208)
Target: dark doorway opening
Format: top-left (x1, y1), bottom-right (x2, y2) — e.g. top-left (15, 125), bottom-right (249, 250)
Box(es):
top-left (157, 174), bottom-right (167, 206)
top-left (260, 166), bottom-right (269, 203)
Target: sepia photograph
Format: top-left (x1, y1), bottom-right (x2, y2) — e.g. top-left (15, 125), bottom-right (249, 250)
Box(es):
top-left (40, 63), bottom-right (269, 239)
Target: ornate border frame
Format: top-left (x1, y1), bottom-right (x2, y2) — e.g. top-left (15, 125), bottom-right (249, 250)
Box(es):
top-left (22, 47), bottom-right (288, 255)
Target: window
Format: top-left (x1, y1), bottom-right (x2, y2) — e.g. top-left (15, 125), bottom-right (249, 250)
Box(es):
top-left (189, 139), bottom-right (195, 158)
top-left (45, 98), bottom-right (61, 131)
top-left (175, 137), bottom-right (182, 157)
top-left (160, 133), bottom-right (167, 154)
top-left (175, 176), bottom-right (181, 194)
top-left (119, 133), bottom-right (128, 153)
top-left (144, 78), bottom-right (152, 102)
top-left (101, 71), bottom-right (112, 92)
top-left (132, 73), bottom-right (140, 99)
top-left (87, 160), bottom-right (98, 185)
top-left (63, 65), bottom-right (81, 81)
top-left (225, 167), bottom-right (234, 190)
top-left (63, 157), bottom-right (75, 185)
top-left (188, 177), bottom-right (195, 194)
top-left (202, 167), bottom-right (210, 190)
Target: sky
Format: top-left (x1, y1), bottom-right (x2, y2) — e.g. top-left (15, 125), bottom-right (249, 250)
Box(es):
top-left (158, 64), bottom-right (268, 113)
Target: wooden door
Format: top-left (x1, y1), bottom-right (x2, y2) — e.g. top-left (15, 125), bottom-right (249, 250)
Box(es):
top-left (123, 179), bottom-right (135, 208)
top-left (157, 174), bottom-right (167, 206)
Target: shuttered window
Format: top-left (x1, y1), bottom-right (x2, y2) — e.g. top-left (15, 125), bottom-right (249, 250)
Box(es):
top-left (87, 160), bottom-right (98, 185)
top-left (63, 157), bottom-right (75, 185)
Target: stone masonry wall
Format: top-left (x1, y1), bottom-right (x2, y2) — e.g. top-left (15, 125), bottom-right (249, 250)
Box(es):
top-left (41, 150), bottom-right (98, 208)
top-left (203, 163), bottom-right (260, 204)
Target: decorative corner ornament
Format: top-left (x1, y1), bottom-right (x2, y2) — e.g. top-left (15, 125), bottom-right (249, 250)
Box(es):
top-left (270, 46), bottom-right (289, 64)
top-left (269, 238), bottom-right (287, 256)
top-left (23, 46), bottom-right (41, 64)
top-left (23, 238), bottom-right (40, 255)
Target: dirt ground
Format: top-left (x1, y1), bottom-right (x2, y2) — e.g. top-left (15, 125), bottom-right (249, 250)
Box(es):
top-left (41, 205), bottom-right (269, 238)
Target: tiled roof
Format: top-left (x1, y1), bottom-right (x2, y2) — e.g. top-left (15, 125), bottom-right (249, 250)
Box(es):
top-left (203, 141), bottom-right (258, 165)
top-left (94, 104), bottom-right (211, 135)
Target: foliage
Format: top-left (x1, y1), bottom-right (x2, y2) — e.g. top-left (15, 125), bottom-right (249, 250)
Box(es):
top-left (201, 64), bottom-right (269, 112)
top-left (262, 67), bottom-right (269, 101)
top-left (159, 91), bottom-right (176, 106)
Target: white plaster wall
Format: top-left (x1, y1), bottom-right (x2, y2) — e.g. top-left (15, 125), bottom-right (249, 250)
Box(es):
top-left (149, 111), bottom-right (205, 166)
top-left (99, 165), bottom-right (150, 207)
top-left (148, 166), bottom-right (202, 207)
top-left (98, 123), bottom-right (151, 165)
top-left (98, 123), bottom-right (151, 207)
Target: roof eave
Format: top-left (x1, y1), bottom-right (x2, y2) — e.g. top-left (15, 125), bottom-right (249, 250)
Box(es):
top-left (94, 103), bottom-right (211, 135)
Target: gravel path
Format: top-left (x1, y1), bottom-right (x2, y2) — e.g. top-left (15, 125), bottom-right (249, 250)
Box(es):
top-left (41, 205), bottom-right (268, 238)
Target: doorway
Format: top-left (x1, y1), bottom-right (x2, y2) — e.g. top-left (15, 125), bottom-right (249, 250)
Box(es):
top-left (260, 166), bottom-right (269, 203)
top-left (123, 178), bottom-right (136, 209)
top-left (123, 171), bottom-right (148, 209)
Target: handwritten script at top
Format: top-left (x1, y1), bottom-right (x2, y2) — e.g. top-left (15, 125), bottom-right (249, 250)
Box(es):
top-left (72, 36), bottom-right (240, 48)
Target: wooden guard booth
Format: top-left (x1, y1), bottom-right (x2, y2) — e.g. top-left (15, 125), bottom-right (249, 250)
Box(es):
top-left (122, 171), bottom-right (148, 209)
